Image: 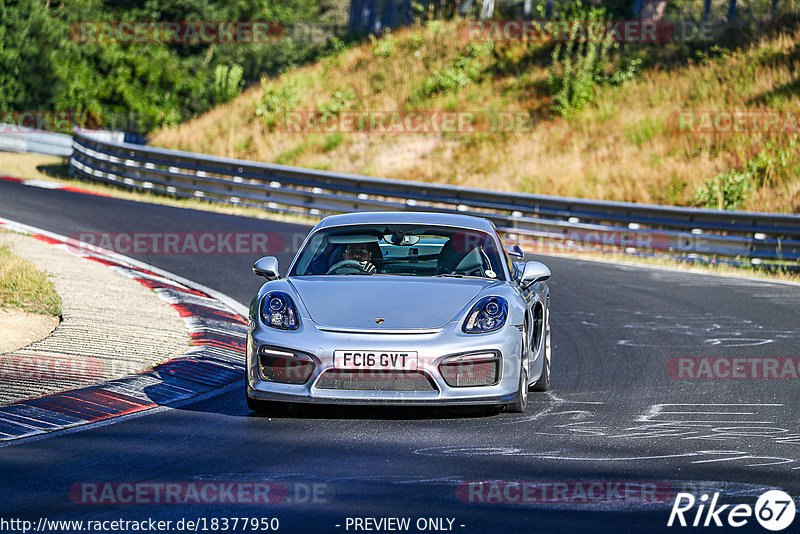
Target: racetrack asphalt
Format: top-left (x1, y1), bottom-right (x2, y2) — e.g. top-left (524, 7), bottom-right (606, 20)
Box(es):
top-left (1, 179), bottom-right (799, 534)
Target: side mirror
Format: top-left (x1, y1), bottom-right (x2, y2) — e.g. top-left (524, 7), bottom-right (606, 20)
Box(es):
top-left (505, 243), bottom-right (524, 260)
top-left (253, 256), bottom-right (280, 280)
top-left (520, 261), bottom-right (550, 288)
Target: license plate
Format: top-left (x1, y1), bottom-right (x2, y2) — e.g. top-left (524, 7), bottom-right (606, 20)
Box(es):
top-left (333, 351), bottom-right (418, 370)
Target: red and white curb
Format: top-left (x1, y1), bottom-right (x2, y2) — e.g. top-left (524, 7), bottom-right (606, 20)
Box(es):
top-left (0, 174), bottom-right (111, 197)
top-left (0, 217), bottom-right (248, 443)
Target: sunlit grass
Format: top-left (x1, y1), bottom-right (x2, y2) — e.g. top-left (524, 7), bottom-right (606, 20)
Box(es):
top-left (151, 18), bottom-right (800, 214)
top-left (0, 237), bottom-right (61, 316)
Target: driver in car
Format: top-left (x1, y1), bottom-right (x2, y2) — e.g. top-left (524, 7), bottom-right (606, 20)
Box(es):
top-left (342, 243), bottom-right (377, 273)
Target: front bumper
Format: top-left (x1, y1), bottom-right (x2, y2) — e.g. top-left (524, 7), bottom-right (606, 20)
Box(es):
top-left (246, 320), bottom-right (523, 406)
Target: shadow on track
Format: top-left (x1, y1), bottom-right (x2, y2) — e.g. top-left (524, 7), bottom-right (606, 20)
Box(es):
top-left (245, 403), bottom-right (502, 420)
top-left (166, 383), bottom-right (504, 420)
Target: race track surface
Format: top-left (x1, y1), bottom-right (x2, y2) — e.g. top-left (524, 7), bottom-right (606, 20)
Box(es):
top-left (1, 180), bottom-right (798, 534)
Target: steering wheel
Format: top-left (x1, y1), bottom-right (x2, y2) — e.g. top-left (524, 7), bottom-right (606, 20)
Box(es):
top-left (327, 260), bottom-right (371, 274)
top-left (452, 248), bottom-right (492, 277)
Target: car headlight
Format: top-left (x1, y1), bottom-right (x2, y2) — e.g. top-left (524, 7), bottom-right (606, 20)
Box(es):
top-left (463, 296), bottom-right (507, 334)
top-left (260, 292), bottom-right (299, 330)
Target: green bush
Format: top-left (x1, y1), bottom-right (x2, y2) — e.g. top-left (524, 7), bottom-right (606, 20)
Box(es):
top-left (692, 170), bottom-right (753, 210)
top-left (323, 132), bottom-right (344, 152)
top-left (214, 64), bottom-right (244, 104)
top-left (418, 43), bottom-right (491, 98)
top-left (546, 2), bottom-right (642, 116)
top-left (371, 33), bottom-right (395, 58)
top-left (694, 137), bottom-right (800, 209)
top-left (255, 80), bottom-right (300, 131)
top-left (746, 137), bottom-right (799, 187)
top-left (547, 5), bottom-right (615, 115)
top-left (318, 90), bottom-right (356, 114)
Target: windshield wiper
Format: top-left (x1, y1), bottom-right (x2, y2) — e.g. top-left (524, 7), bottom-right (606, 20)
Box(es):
top-left (435, 273), bottom-right (464, 278)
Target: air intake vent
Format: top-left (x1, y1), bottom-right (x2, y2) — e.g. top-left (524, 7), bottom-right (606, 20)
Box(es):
top-left (316, 370), bottom-right (438, 391)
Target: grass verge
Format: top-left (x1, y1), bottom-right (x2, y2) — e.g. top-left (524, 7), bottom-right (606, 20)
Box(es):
top-left (0, 233), bottom-right (62, 316)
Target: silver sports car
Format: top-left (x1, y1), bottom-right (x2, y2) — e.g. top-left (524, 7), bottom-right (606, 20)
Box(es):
top-left (245, 211), bottom-right (551, 413)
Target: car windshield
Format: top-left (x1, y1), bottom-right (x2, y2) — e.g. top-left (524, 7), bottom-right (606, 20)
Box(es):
top-left (290, 224), bottom-right (506, 280)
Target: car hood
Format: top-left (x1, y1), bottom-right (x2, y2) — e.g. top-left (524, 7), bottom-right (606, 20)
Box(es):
top-left (288, 276), bottom-right (502, 331)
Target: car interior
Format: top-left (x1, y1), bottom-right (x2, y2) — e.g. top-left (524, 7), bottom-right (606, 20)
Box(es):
top-left (295, 226), bottom-right (505, 279)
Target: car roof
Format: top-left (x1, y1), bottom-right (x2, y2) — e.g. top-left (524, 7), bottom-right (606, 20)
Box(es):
top-left (314, 211), bottom-right (495, 233)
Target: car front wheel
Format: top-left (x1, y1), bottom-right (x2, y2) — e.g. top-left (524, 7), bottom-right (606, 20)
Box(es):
top-left (505, 365), bottom-right (528, 413)
top-left (530, 303), bottom-right (551, 392)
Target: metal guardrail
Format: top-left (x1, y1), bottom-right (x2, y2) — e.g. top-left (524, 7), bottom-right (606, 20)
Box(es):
top-left (69, 132), bottom-right (800, 264)
top-left (0, 124), bottom-right (73, 156)
top-left (0, 125), bottom-right (135, 157)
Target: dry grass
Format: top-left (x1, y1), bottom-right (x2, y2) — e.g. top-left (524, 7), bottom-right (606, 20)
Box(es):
top-left (152, 19), bottom-right (800, 213)
top-left (0, 153), bottom-right (68, 181)
top-left (0, 235), bottom-right (62, 316)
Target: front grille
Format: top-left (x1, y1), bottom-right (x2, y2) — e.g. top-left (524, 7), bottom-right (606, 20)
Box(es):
top-left (316, 370), bottom-right (438, 391)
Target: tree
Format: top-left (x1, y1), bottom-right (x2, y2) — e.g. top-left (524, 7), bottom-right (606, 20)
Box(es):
top-left (479, 0), bottom-right (494, 19)
top-left (728, 0), bottom-right (737, 22)
top-left (638, 0), bottom-right (666, 19)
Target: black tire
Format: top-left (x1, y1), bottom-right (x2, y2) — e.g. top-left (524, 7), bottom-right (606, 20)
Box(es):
top-left (530, 355), bottom-right (550, 392)
top-left (505, 365), bottom-right (528, 413)
top-left (530, 304), bottom-right (551, 392)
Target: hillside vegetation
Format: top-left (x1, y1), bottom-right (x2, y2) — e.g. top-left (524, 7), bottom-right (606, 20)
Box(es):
top-left (152, 14), bottom-right (800, 213)
top-left (0, 0), bottom-right (345, 133)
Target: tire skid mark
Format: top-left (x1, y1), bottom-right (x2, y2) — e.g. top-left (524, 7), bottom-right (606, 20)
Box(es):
top-left (441, 402), bottom-right (800, 472)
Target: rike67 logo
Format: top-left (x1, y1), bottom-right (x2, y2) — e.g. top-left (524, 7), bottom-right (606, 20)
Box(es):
top-left (668, 490), bottom-right (796, 531)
